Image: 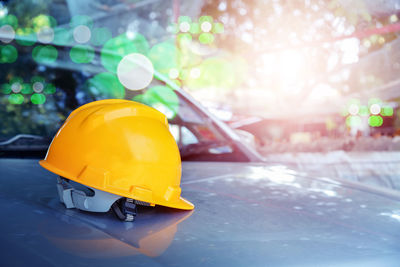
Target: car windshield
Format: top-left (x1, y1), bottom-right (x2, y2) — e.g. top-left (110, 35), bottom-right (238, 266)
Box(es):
top-left (0, 0), bottom-right (255, 161)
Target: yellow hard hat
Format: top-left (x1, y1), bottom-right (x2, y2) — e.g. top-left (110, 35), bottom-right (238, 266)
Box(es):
top-left (40, 99), bottom-right (194, 217)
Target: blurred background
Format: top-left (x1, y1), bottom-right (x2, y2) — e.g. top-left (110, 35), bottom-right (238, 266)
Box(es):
top-left (1, 0), bottom-right (400, 188)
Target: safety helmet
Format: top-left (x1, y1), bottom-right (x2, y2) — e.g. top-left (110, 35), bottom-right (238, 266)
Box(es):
top-left (40, 99), bottom-right (194, 221)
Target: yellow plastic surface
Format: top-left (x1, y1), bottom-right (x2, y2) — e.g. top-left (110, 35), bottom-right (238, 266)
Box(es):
top-left (40, 99), bottom-right (194, 210)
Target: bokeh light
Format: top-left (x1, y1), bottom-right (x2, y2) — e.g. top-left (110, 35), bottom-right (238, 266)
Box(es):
top-left (32, 45), bottom-right (58, 64)
top-left (381, 106), bottom-right (394, 116)
top-left (73, 25), bottom-right (91, 43)
top-left (178, 16), bottom-right (192, 24)
top-left (0, 25), bottom-right (15, 43)
top-left (37, 26), bottom-right (54, 44)
top-left (53, 27), bottom-right (73, 46)
top-left (70, 45), bottom-right (94, 63)
top-left (200, 21), bottom-right (212, 33)
top-left (101, 33), bottom-right (149, 73)
top-left (177, 33), bottom-right (192, 45)
top-left (169, 68), bottom-right (179, 79)
top-left (1, 83), bottom-right (11, 94)
top-left (32, 82), bottom-right (44, 93)
top-left (15, 27), bottom-right (36, 46)
top-left (117, 53), bottom-right (154, 91)
top-left (32, 14), bottom-right (57, 32)
top-left (148, 41), bottom-right (180, 75)
top-left (370, 103), bottom-right (381, 115)
top-left (199, 33), bottom-right (214, 44)
top-left (199, 15), bottom-right (213, 24)
top-left (368, 115), bottom-right (383, 127)
top-left (346, 115), bottom-right (362, 127)
top-left (8, 93), bottom-right (24, 104)
top-left (91, 27), bottom-right (112, 46)
top-left (212, 22), bottom-right (224, 34)
top-left (189, 23), bottom-right (200, 34)
top-left (133, 85), bottom-right (179, 119)
top-left (0, 14), bottom-right (18, 29)
top-left (31, 93), bottom-right (46, 104)
top-left (368, 98), bottom-right (382, 107)
top-left (21, 83), bottom-right (33, 94)
top-left (359, 105), bottom-right (369, 116)
top-left (44, 84), bottom-right (56, 94)
top-left (179, 21), bottom-right (191, 33)
top-left (0, 44), bottom-right (17, 63)
top-left (348, 103), bottom-right (359, 115)
top-left (70, 15), bottom-right (93, 28)
top-left (11, 82), bottom-right (22, 93)
top-left (190, 68), bottom-right (201, 79)
top-left (86, 72), bottom-right (125, 99)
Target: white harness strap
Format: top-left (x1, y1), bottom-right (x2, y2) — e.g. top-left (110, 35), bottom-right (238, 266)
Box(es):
top-left (56, 177), bottom-right (121, 212)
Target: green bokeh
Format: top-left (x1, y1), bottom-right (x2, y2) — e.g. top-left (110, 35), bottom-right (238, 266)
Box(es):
top-left (21, 83), bottom-right (33, 94)
top-left (31, 93), bottom-right (46, 104)
top-left (190, 23), bottom-right (200, 34)
top-left (10, 76), bottom-right (23, 84)
top-left (0, 14), bottom-right (18, 29)
top-left (70, 45), bottom-right (94, 64)
top-left (346, 115), bottom-right (361, 127)
top-left (91, 27), bottom-right (112, 46)
top-left (0, 45), bottom-right (18, 63)
top-left (32, 45), bottom-right (58, 64)
top-left (368, 115), bottom-right (383, 127)
top-left (148, 41), bottom-right (180, 74)
top-left (86, 72), bottom-right (125, 99)
top-left (70, 15), bottom-right (93, 28)
top-left (8, 94), bottom-right (24, 104)
top-left (32, 14), bottom-right (57, 32)
top-left (199, 33), bottom-right (214, 44)
top-left (178, 16), bottom-right (192, 24)
top-left (44, 84), bottom-right (56, 94)
top-left (199, 16), bottom-right (213, 24)
top-left (53, 27), bottom-right (73, 46)
top-left (359, 105), bottom-right (369, 116)
top-left (177, 33), bottom-right (192, 45)
top-left (132, 85), bottom-right (179, 119)
top-left (31, 75), bottom-right (45, 84)
top-left (101, 33), bottom-right (149, 73)
top-left (368, 98), bottom-right (381, 107)
top-left (381, 106), bottom-right (394, 116)
top-left (212, 22), bottom-right (224, 34)
top-left (1, 83), bottom-right (11, 94)
top-left (15, 27), bottom-right (36, 46)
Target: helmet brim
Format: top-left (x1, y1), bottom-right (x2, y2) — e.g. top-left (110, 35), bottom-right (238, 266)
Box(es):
top-left (39, 160), bottom-right (194, 211)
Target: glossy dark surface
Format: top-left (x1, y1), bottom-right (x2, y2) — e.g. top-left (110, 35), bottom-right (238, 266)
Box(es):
top-left (1, 159), bottom-right (400, 266)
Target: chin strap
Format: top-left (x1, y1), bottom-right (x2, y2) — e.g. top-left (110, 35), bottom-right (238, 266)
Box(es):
top-left (56, 177), bottom-right (151, 222)
top-left (56, 177), bottom-right (121, 213)
top-left (111, 198), bottom-right (138, 222)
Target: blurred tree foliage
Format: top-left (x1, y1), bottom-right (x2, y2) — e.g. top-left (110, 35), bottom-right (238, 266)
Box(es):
top-left (199, 0), bottom-right (400, 113)
top-left (201, 0), bottom-right (398, 55)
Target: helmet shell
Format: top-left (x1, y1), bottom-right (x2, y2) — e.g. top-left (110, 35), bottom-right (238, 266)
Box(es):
top-left (40, 99), bottom-right (194, 210)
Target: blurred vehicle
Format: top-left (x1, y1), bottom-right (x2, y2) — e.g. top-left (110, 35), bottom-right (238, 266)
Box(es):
top-left (3, 154), bottom-right (400, 266)
top-left (1, 1), bottom-right (400, 266)
top-left (233, 128), bottom-right (257, 150)
top-left (0, 72), bottom-right (262, 162)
